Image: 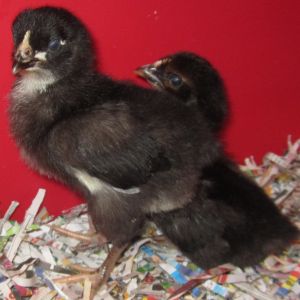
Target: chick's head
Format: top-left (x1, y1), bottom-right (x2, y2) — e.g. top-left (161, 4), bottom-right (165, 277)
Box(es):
top-left (12, 6), bottom-right (94, 79)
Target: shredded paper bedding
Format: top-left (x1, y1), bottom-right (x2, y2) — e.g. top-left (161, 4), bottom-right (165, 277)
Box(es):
top-left (1, 136), bottom-right (299, 300)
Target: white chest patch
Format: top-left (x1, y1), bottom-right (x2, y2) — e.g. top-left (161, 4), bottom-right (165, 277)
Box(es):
top-left (13, 69), bottom-right (56, 99)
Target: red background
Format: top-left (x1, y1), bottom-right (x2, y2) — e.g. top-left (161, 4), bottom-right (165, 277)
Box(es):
top-left (0, 1), bottom-right (299, 220)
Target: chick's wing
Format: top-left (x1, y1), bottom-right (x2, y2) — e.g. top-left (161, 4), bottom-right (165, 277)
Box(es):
top-left (48, 105), bottom-right (171, 190)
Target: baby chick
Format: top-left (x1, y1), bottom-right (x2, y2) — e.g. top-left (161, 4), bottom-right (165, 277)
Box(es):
top-left (136, 52), bottom-right (228, 134)
top-left (9, 6), bottom-right (220, 291)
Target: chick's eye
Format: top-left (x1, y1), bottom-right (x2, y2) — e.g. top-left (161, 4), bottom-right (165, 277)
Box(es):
top-left (168, 74), bottom-right (182, 87)
top-left (48, 39), bottom-right (61, 51)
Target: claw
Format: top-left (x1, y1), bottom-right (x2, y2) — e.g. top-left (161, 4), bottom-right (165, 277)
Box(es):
top-left (50, 214), bottom-right (108, 251)
top-left (52, 223), bottom-right (128, 299)
top-left (51, 225), bottom-right (94, 241)
top-left (50, 218), bottom-right (128, 299)
top-left (90, 243), bottom-right (129, 298)
top-left (54, 244), bottom-right (128, 298)
top-left (50, 224), bottom-right (107, 249)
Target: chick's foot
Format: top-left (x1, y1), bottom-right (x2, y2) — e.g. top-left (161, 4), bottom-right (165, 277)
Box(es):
top-left (91, 243), bottom-right (129, 298)
top-left (51, 224), bottom-right (107, 250)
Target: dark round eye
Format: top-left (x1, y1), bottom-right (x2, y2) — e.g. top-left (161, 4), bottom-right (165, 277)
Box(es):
top-left (48, 39), bottom-right (61, 51)
top-left (168, 73), bottom-right (182, 87)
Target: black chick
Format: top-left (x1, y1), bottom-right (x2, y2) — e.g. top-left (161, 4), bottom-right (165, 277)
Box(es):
top-left (9, 7), bottom-right (220, 289)
top-left (135, 52), bottom-right (228, 134)
top-left (151, 156), bottom-right (299, 269)
top-left (135, 53), bottom-right (298, 269)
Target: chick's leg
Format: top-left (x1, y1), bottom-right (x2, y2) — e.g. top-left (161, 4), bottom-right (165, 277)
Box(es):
top-left (51, 214), bottom-right (107, 249)
top-left (76, 216), bottom-right (108, 250)
top-left (52, 238), bottom-right (128, 299)
top-left (91, 243), bottom-right (129, 297)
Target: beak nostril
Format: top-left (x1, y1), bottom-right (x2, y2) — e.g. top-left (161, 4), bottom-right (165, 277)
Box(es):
top-left (15, 47), bottom-right (33, 62)
top-left (23, 48), bottom-right (32, 57)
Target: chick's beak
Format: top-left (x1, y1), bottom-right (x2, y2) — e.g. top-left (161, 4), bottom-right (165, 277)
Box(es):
top-left (13, 59), bottom-right (37, 75)
top-left (12, 30), bottom-right (42, 75)
top-left (134, 64), bottom-right (164, 89)
top-left (13, 49), bottom-right (38, 75)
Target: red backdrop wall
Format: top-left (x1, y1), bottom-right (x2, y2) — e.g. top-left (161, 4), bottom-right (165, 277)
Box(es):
top-left (0, 0), bottom-right (299, 220)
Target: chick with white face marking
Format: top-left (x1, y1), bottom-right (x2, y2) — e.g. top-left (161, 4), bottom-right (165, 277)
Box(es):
top-left (12, 31), bottom-right (56, 95)
top-left (9, 7), bottom-right (220, 293)
top-left (136, 52), bottom-right (229, 134)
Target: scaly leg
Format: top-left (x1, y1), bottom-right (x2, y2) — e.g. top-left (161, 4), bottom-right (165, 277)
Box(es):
top-left (54, 244), bottom-right (128, 299)
top-left (51, 215), bottom-right (107, 250)
top-left (91, 243), bottom-right (129, 298)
